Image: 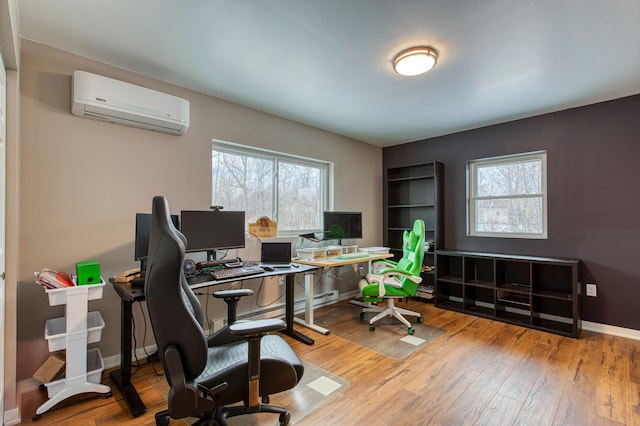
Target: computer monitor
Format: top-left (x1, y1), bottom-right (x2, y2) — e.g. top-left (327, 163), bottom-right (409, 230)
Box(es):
top-left (323, 211), bottom-right (362, 242)
top-left (135, 213), bottom-right (180, 271)
top-left (180, 210), bottom-right (246, 260)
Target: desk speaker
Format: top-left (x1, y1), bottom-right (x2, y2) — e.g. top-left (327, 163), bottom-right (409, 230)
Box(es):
top-left (76, 260), bottom-right (101, 285)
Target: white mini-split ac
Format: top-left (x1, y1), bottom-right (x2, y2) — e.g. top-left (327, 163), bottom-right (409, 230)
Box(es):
top-left (71, 70), bottom-right (190, 135)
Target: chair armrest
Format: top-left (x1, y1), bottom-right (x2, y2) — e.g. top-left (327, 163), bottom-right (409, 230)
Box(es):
top-left (229, 318), bottom-right (286, 337)
top-left (379, 268), bottom-right (423, 284)
top-left (213, 288), bottom-right (254, 299)
top-left (374, 268), bottom-right (422, 296)
top-left (372, 259), bottom-right (398, 270)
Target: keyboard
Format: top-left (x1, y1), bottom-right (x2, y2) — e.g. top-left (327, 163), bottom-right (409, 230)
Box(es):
top-left (336, 252), bottom-right (370, 260)
top-left (209, 265), bottom-right (265, 280)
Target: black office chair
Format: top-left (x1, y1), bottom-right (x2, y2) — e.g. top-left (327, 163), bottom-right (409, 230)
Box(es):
top-left (145, 196), bottom-right (304, 425)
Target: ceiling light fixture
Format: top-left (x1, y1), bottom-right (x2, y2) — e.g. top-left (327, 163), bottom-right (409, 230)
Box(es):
top-left (393, 46), bottom-right (438, 77)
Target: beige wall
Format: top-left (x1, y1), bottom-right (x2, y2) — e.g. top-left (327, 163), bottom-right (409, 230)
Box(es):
top-left (5, 67), bottom-right (20, 418)
top-left (16, 40), bottom-right (382, 382)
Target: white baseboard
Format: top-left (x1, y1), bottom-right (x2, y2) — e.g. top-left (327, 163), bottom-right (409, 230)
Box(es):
top-left (422, 297), bottom-right (640, 341)
top-left (582, 321), bottom-right (640, 340)
top-left (3, 407), bottom-right (21, 425)
top-left (341, 290), bottom-right (360, 300)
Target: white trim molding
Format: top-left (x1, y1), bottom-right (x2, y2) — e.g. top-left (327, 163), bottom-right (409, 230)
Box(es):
top-left (3, 407), bottom-right (20, 426)
top-left (582, 321), bottom-right (640, 341)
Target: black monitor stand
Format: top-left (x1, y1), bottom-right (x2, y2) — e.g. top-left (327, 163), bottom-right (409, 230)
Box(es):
top-left (138, 257), bottom-right (147, 278)
top-left (207, 250), bottom-right (217, 261)
top-left (196, 251), bottom-right (240, 270)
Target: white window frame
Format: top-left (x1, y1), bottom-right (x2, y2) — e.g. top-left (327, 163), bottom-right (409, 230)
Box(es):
top-left (467, 151), bottom-right (548, 239)
top-left (212, 140), bottom-right (332, 236)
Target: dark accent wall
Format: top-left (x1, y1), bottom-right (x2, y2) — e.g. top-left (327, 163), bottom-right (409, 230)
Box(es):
top-left (383, 94), bottom-right (640, 330)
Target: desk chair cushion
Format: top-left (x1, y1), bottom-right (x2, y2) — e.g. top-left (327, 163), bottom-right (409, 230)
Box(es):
top-left (197, 335), bottom-right (302, 405)
top-left (361, 273), bottom-right (407, 297)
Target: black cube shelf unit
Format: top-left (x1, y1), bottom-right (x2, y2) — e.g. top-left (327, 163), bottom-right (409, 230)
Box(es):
top-left (435, 250), bottom-right (581, 338)
top-left (384, 161), bottom-right (443, 301)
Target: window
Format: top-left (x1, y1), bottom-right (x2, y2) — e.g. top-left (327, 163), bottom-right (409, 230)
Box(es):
top-left (212, 140), bottom-right (331, 235)
top-left (468, 151), bottom-right (547, 238)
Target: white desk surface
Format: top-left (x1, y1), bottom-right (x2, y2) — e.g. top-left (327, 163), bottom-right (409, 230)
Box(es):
top-left (293, 252), bottom-right (393, 268)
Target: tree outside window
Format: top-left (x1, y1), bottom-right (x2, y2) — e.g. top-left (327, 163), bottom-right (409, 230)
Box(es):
top-left (212, 142), bottom-right (329, 234)
top-left (468, 151), bottom-right (547, 238)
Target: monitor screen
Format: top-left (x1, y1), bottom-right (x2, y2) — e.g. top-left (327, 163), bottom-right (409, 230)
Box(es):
top-left (180, 210), bottom-right (246, 253)
top-left (323, 211), bottom-right (362, 240)
top-left (135, 213), bottom-right (180, 261)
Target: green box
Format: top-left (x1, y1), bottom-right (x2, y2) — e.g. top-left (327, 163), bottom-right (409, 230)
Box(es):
top-left (76, 260), bottom-right (101, 285)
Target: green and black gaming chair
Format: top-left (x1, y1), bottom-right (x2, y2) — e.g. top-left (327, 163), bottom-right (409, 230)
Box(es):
top-left (359, 219), bottom-right (425, 334)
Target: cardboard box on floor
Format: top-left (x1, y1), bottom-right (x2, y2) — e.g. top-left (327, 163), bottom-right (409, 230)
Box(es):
top-left (33, 353), bottom-right (65, 383)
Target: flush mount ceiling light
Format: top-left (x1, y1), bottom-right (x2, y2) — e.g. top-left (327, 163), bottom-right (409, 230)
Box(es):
top-left (393, 46), bottom-right (438, 76)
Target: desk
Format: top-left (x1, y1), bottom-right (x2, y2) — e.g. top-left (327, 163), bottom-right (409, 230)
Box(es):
top-left (109, 263), bottom-right (317, 418)
top-left (293, 253), bottom-right (393, 335)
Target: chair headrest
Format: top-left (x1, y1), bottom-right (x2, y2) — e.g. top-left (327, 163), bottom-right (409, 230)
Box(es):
top-left (146, 196), bottom-right (208, 379)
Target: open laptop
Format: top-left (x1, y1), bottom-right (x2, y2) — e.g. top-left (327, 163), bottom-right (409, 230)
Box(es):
top-left (260, 242), bottom-right (293, 268)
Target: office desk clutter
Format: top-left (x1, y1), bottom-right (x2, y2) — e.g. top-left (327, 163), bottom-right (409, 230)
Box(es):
top-left (260, 242), bottom-right (293, 268)
top-left (35, 262), bottom-right (104, 289)
top-left (248, 216), bottom-right (277, 238)
top-left (113, 267), bottom-right (142, 284)
top-left (33, 268), bottom-right (110, 421)
top-left (75, 260), bottom-right (101, 285)
top-left (35, 268), bottom-right (75, 289)
top-left (208, 263), bottom-right (265, 280)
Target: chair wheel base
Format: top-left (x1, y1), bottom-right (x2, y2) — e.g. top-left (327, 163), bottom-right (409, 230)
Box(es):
top-left (369, 325), bottom-right (375, 332)
top-left (279, 411), bottom-right (291, 425)
top-left (155, 412), bottom-right (170, 426)
top-left (408, 327), bottom-right (415, 335)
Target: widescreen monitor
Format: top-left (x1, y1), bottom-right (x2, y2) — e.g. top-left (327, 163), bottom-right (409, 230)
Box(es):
top-left (323, 211), bottom-right (362, 240)
top-left (180, 210), bottom-right (245, 258)
top-left (135, 213), bottom-right (180, 269)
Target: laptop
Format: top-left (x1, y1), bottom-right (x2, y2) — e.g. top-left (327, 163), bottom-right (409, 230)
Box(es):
top-left (260, 242), bottom-right (293, 268)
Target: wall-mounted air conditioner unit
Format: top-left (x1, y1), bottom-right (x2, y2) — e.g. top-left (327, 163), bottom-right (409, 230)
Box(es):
top-left (71, 70), bottom-right (190, 135)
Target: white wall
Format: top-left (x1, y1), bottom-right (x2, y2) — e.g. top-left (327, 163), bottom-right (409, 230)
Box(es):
top-left (15, 40), bottom-right (383, 384)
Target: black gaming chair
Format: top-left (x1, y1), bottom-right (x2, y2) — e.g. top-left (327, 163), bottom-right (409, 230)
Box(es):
top-left (145, 196), bottom-right (304, 425)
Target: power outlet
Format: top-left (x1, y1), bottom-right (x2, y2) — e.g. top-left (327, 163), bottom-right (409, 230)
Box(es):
top-left (586, 283), bottom-right (597, 297)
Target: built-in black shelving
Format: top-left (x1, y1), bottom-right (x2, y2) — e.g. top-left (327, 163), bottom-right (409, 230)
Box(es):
top-left (435, 250), bottom-right (581, 338)
top-left (384, 161), bottom-right (443, 301)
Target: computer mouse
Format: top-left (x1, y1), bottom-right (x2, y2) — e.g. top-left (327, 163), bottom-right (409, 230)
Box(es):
top-left (262, 266), bottom-right (275, 272)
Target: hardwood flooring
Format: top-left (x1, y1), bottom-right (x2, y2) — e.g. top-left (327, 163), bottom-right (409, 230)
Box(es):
top-left (20, 300), bottom-right (640, 425)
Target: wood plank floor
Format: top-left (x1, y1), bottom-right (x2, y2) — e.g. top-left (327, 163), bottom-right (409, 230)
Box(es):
top-left (20, 300), bottom-right (640, 425)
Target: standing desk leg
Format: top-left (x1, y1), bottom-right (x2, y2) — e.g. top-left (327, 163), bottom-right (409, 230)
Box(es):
top-left (280, 273), bottom-right (314, 345)
top-left (350, 259), bottom-right (377, 308)
top-left (293, 270), bottom-right (330, 335)
top-left (109, 298), bottom-right (146, 417)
